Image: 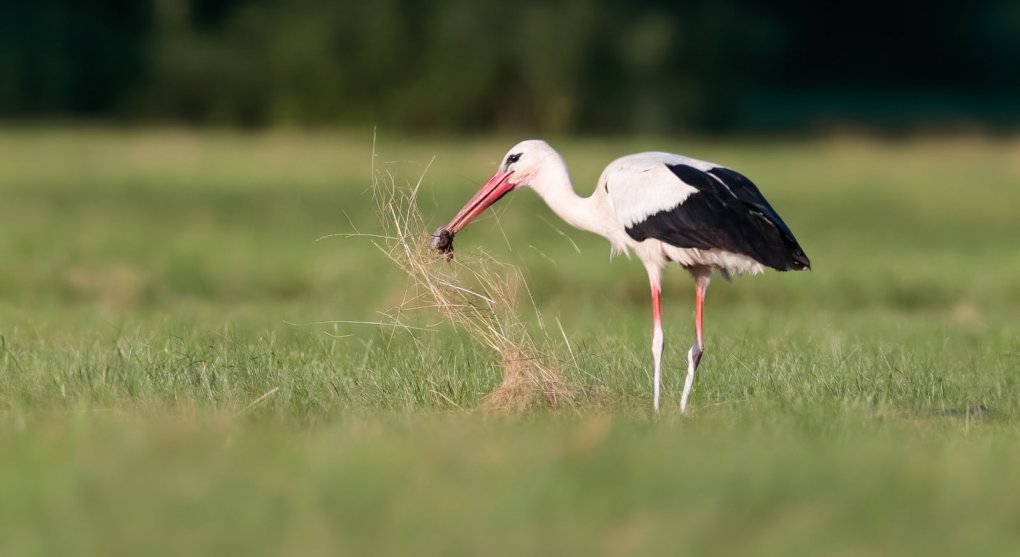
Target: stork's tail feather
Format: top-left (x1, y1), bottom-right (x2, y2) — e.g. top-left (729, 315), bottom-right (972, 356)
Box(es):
top-left (776, 240), bottom-right (810, 271)
top-left (791, 250), bottom-right (811, 270)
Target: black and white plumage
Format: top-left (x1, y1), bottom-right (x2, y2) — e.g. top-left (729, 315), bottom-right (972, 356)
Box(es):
top-left (436, 140), bottom-right (810, 412)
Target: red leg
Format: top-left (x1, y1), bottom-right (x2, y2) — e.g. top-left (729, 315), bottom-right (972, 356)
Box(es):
top-left (681, 273), bottom-right (710, 412)
top-left (694, 276), bottom-right (707, 355)
top-left (650, 283), bottom-right (664, 412)
top-left (652, 284), bottom-right (662, 326)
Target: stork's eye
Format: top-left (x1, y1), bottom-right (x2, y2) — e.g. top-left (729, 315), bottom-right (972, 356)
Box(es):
top-left (507, 153), bottom-right (522, 165)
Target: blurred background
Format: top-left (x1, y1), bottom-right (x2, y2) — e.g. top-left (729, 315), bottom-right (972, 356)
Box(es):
top-left (3, 0), bottom-right (1020, 134)
top-left (3, 4), bottom-right (1020, 555)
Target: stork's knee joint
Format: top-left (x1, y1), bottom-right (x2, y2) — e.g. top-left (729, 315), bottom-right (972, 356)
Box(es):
top-left (689, 344), bottom-right (704, 368)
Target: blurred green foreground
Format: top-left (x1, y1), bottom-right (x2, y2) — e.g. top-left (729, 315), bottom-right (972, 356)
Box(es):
top-left (0, 129), bottom-right (1018, 556)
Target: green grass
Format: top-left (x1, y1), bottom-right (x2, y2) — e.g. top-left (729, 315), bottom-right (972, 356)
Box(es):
top-left (1, 128), bottom-right (1019, 556)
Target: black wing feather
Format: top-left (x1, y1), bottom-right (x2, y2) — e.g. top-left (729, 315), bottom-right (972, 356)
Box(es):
top-left (626, 164), bottom-right (811, 271)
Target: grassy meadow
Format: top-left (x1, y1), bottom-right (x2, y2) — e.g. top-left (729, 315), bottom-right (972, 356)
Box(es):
top-left (1, 128), bottom-right (1019, 555)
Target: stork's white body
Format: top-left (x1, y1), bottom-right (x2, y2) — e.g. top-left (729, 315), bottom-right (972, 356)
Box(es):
top-left (439, 140), bottom-right (809, 412)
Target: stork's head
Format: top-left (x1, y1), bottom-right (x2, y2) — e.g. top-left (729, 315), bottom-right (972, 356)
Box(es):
top-left (441, 139), bottom-right (562, 236)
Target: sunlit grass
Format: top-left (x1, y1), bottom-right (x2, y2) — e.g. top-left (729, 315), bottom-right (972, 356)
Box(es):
top-left (1, 128), bottom-right (1019, 555)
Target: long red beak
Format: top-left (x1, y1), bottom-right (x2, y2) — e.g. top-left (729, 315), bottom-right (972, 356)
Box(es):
top-left (444, 170), bottom-right (515, 234)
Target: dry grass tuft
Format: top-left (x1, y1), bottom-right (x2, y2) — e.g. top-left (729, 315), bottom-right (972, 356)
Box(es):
top-left (372, 164), bottom-right (574, 411)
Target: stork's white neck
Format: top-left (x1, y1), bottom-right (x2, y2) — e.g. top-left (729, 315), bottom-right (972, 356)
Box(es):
top-left (527, 163), bottom-right (608, 238)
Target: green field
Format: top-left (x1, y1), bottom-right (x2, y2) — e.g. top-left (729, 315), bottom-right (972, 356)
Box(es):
top-left (1, 129), bottom-right (1019, 555)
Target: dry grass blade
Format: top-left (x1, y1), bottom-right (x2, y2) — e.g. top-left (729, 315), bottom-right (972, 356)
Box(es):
top-left (372, 166), bottom-right (573, 411)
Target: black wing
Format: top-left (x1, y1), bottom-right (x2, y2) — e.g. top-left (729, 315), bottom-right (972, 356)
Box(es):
top-left (626, 163), bottom-right (811, 271)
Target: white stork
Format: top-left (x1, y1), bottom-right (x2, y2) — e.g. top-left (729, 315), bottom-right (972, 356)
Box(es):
top-left (432, 140), bottom-right (810, 412)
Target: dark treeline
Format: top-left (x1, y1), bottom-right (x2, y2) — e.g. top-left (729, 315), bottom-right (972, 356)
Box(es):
top-left (2, 0), bottom-right (1018, 133)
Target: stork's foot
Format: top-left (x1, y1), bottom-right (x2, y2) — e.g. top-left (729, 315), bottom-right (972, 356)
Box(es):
top-left (680, 344), bottom-right (704, 414)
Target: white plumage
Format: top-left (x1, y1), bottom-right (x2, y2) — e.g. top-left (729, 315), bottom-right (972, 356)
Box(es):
top-left (602, 153), bottom-right (702, 228)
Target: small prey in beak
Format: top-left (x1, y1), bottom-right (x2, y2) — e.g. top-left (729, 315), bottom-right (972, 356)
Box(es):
top-left (431, 227), bottom-right (455, 261)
